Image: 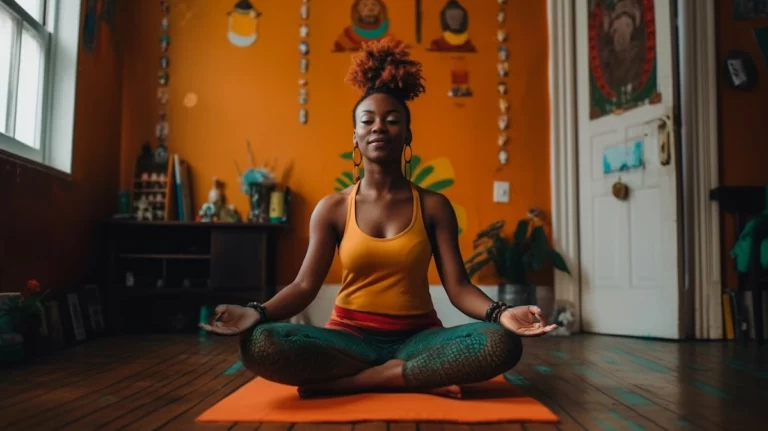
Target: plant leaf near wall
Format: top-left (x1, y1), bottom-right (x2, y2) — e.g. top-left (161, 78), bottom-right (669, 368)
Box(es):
top-left (334, 152), bottom-right (466, 235)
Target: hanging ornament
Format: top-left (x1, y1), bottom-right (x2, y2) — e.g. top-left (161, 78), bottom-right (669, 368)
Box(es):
top-left (300, 3), bottom-right (309, 20)
top-left (298, 78), bottom-right (308, 86)
top-left (497, 62), bottom-right (508, 78)
top-left (300, 58), bottom-right (309, 73)
top-left (299, 41), bottom-right (310, 55)
top-left (299, 88), bottom-right (308, 104)
top-left (498, 46), bottom-right (508, 61)
top-left (499, 98), bottom-right (509, 114)
top-left (158, 71), bottom-right (169, 86)
top-left (497, 82), bottom-right (507, 95)
top-left (300, 108), bottom-right (308, 125)
top-left (299, 23), bottom-right (309, 38)
top-left (157, 88), bottom-right (169, 104)
top-left (161, 16), bottom-right (169, 31)
top-left (156, 113), bottom-right (169, 140)
top-left (497, 9), bottom-right (506, 24)
top-left (227, 0), bottom-right (263, 48)
top-left (160, 55), bottom-right (169, 69)
top-left (160, 34), bottom-right (170, 52)
top-left (498, 149), bottom-right (509, 165)
top-left (498, 115), bottom-right (508, 131)
top-left (498, 0), bottom-right (508, 4)
top-left (498, 133), bottom-right (508, 147)
top-left (497, 29), bottom-right (507, 43)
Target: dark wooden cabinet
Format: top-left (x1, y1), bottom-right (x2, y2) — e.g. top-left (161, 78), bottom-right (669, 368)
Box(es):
top-left (100, 220), bottom-right (287, 334)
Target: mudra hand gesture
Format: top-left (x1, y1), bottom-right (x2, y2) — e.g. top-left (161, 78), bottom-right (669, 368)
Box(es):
top-left (499, 305), bottom-right (557, 337)
top-left (198, 304), bottom-right (259, 336)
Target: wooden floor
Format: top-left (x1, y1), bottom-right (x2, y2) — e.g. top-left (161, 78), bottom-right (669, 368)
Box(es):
top-left (1, 333), bottom-right (767, 431)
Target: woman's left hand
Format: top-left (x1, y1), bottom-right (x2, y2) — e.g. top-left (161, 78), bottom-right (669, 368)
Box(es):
top-left (499, 305), bottom-right (558, 337)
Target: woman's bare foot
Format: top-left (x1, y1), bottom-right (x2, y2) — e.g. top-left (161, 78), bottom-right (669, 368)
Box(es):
top-left (428, 384), bottom-right (462, 399)
top-left (297, 359), bottom-right (463, 399)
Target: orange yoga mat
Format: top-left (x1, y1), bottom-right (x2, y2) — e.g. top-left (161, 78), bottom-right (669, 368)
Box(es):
top-left (197, 375), bottom-right (559, 424)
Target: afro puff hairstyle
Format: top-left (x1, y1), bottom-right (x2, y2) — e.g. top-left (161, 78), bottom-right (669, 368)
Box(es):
top-left (346, 37), bottom-right (426, 127)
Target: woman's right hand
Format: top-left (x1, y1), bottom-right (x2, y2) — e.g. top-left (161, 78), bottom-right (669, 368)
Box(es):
top-left (198, 304), bottom-right (260, 335)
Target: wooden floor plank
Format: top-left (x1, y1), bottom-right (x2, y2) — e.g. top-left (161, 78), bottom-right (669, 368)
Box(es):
top-left (1, 333), bottom-right (767, 430)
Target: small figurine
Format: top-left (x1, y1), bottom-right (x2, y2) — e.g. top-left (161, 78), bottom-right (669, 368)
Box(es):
top-left (207, 176), bottom-right (225, 215)
top-left (549, 306), bottom-right (575, 336)
top-left (198, 202), bottom-right (217, 222)
top-left (135, 195), bottom-right (152, 221)
top-left (219, 204), bottom-right (242, 223)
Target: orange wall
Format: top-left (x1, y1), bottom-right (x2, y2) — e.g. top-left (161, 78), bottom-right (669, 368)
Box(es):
top-left (120, 0), bottom-right (551, 286)
top-left (716, 0), bottom-right (768, 289)
top-left (0, 1), bottom-right (122, 293)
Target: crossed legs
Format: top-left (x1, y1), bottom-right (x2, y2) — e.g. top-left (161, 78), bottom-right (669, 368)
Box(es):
top-left (239, 322), bottom-right (523, 398)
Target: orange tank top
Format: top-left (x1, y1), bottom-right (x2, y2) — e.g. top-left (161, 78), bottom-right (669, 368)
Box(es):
top-left (326, 181), bottom-right (442, 334)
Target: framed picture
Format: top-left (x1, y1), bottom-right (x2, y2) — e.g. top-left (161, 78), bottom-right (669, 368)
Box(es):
top-left (82, 285), bottom-right (106, 335)
top-left (724, 50), bottom-right (758, 91)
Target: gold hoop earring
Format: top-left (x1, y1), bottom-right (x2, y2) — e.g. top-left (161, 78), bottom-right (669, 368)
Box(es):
top-left (353, 145), bottom-right (362, 182)
top-left (403, 142), bottom-right (412, 180)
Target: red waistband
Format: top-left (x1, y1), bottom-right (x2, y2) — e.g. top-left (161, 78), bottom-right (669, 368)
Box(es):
top-left (325, 305), bottom-right (443, 335)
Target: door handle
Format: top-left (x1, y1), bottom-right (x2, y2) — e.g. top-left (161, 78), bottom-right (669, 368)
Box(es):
top-left (656, 114), bottom-right (673, 166)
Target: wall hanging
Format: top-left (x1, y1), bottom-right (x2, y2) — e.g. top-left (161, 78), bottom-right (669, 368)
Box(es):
top-left (332, 0), bottom-right (402, 52)
top-left (588, 0), bottom-right (661, 120)
top-left (227, 0), bottom-right (262, 48)
top-left (496, 0), bottom-right (508, 167)
top-left (427, 0), bottom-right (476, 52)
top-left (299, 0), bottom-right (310, 124)
top-left (448, 57), bottom-right (472, 97)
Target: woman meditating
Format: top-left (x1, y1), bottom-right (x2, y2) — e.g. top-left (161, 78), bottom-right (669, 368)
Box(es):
top-left (199, 38), bottom-right (556, 399)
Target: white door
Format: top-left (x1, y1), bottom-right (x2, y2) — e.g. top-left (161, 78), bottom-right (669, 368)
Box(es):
top-left (576, 0), bottom-right (681, 339)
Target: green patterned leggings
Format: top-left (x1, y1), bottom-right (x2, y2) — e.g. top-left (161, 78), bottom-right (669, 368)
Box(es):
top-left (239, 321), bottom-right (523, 389)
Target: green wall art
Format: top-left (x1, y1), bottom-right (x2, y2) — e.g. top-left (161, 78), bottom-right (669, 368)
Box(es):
top-left (333, 151), bottom-right (467, 235)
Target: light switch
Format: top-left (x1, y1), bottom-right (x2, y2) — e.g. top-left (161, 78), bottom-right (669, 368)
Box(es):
top-left (493, 181), bottom-right (510, 203)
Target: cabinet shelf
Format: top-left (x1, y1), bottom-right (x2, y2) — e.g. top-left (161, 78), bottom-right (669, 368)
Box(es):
top-left (119, 253), bottom-right (211, 260)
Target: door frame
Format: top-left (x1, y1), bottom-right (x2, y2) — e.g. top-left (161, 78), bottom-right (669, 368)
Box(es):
top-left (547, 0), bottom-right (722, 338)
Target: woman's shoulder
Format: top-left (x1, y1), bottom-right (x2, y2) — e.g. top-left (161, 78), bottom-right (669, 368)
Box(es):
top-left (312, 187), bottom-right (354, 222)
top-left (413, 184), bottom-right (454, 216)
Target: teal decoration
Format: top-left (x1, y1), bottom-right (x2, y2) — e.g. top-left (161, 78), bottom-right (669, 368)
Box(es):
top-left (603, 140), bottom-right (643, 175)
top-left (731, 186), bottom-right (768, 273)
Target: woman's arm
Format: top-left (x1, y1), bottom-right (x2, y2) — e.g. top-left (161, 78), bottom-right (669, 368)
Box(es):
top-left (427, 193), bottom-right (494, 321)
top-left (259, 194), bottom-right (342, 322)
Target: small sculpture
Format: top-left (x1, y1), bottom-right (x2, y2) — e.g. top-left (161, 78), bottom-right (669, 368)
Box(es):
top-left (548, 306), bottom-right (575, 336)
top-left (135, 195), bottom-right (153, 221)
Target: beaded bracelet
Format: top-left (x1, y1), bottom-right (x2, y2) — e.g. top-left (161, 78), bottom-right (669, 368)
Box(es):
top-left (484, 301), bottom-right (510, 323)
top-left (245, 301), bottom-right (268, 323)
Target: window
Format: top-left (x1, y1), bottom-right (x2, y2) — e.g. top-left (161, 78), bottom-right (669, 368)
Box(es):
top-left (0, 0), bottom-right (81, 174)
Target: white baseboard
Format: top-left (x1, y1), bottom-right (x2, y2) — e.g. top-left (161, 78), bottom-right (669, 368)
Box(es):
top-left (290, 284), bottom-right (499, 328)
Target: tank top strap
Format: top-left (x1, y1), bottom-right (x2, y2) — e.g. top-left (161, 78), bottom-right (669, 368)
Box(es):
top-left (345, 181), bottom-right (361, 231)
top-left (410, 182), bottom-right (424, 226)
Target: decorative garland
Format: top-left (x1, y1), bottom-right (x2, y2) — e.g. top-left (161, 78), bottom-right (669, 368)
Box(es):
top-left (156, 0), bottom-right (170, 161)
top-left (496, 0), bottom-right (508, 167)
top-left (299, 0), bottom-right (310, 125)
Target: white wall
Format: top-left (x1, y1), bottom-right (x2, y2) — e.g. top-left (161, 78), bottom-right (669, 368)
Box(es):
top-left (291, 285), bottom-right (499, 327)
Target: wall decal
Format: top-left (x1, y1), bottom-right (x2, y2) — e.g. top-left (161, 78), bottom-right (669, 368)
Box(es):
top-left (333, 152), bottom-right (466, 235)
top-left (589, 0), bottom-right (660, 119)
top-left (227, 0), bottom-right (262, 48)
top-left (333, 0), bottom-right (402, 52)
top-left (427, 1), bottom-right (476, 52)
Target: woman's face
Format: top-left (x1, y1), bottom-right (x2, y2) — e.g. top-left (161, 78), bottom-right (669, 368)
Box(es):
top-left (354, 93), bottom-right (409, 165)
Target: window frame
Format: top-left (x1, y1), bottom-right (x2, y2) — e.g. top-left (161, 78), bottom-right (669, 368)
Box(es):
top-left (0, 0), bottom-right (82, 175)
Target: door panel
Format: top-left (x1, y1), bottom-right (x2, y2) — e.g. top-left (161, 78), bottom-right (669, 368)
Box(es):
top-left (576, 0), bottom-right (681, 339)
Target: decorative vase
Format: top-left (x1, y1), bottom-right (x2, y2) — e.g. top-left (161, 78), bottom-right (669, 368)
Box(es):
top-left (498, 284), bottom-right (536, 307)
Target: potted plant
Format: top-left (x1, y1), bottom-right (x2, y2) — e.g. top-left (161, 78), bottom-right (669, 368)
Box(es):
top-left (0, 280), bottom-right (48, 357)
top-left (464, 209), bottom-right (570, 317)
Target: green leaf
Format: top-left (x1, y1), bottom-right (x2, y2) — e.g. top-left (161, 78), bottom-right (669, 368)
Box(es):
top-left (410, 155), bottom-right (422, 173)
top-left (464, 249), bottom-right (487, 266)
top-left (342, 171), bottom-right (354, 183)
top-left (425, 179), bottom-right (454, 192)
top-left (513, 219), bottom-right (530, 244)
top-left (529, 226), bottom-right (549, 270)
top-left (550, 249), bottom-right (571, 275)
top-left (335, 177), bottom-right (350, 190)
top-left (412, 165), bottom-right (434, 185)
top-left (340, 152), bottom-right (353, 160)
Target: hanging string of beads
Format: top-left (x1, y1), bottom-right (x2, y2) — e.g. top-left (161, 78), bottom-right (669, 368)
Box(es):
top-left (496, 0), bottom-right (509, 167)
